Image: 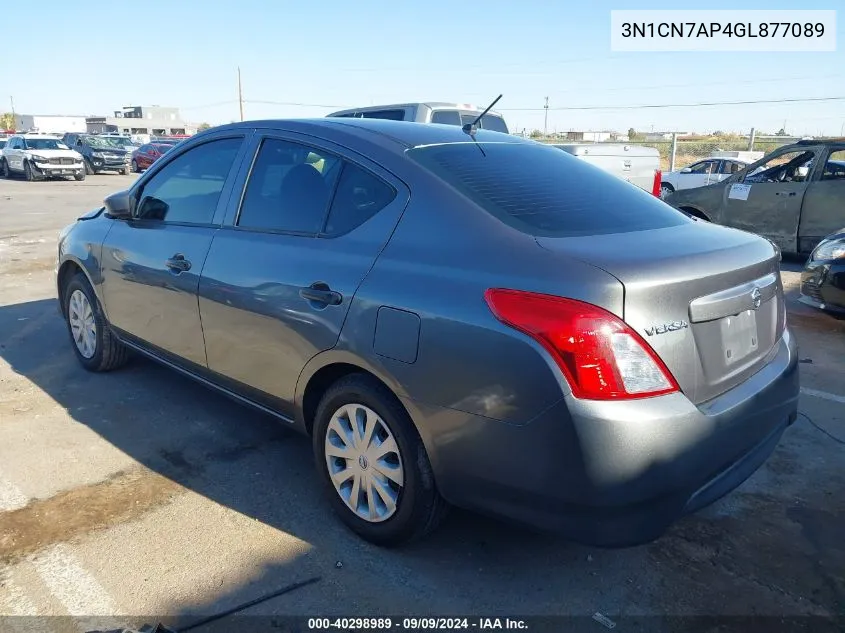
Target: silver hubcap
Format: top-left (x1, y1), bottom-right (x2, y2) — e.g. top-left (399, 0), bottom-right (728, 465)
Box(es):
top-left (324, 403), bottom-right (404, 523)
top-left (68, 289), bottom-right (97, 359)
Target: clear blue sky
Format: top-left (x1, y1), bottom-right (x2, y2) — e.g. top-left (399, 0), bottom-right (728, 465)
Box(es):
top-left (3, 0), bottom-right (843, 135)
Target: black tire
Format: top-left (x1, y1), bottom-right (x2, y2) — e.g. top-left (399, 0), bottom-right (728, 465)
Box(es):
top-left (74, 171), bottom-right (85, 181)
top-left (121, 166), bottom-right (130, 176)
top-left (1, 159), bottom-right (10, 179)
top-left (312, 374), bottom-right (448, 546)
top-left (63, 273), bottom-right (130, 372)
top-left (131, 159), bottom-right (139, 173)
top-left (84, 159), bottom-right (95, 175)
top-left (23, 161), bottom-right (34, 182)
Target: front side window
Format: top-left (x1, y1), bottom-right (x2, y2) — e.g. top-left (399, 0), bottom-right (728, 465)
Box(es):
top-left (135, 137), bottom-right (243, 224)
top-left (237, 138), bottom-right (341, 234)
top-left (686, 160), bottom-right (716, 175)
top-left (744, 149), bottom-right (817, 184)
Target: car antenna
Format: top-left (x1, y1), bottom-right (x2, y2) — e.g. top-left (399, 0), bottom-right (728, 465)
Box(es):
top-left (461, 94), bottom-right (503, 157)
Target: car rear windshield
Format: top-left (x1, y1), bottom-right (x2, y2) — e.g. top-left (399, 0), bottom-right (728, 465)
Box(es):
top-left (458, 113), bottom-right (508, 133)
top-left (407, 142), bottom-right (688, 237)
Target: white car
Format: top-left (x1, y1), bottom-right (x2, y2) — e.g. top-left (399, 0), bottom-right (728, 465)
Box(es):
top-left (659, 157), bottom-right (752, 199)
top-left (1, 134), bottom-right (85, 181)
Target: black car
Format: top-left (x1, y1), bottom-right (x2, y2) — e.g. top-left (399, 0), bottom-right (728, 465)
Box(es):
top-left (800, 227), bottom-right (845, 315)
top-left (62, 133), bottom-right (131, 175)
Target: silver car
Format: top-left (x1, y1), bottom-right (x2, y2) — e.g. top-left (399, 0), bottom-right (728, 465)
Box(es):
top-left (56, 119), bottom-right (799, 547)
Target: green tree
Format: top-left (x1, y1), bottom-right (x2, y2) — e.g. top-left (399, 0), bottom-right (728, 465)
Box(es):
top-left (197, 122), bottom-right (212, 131)
top-left (529, 129), bottom-right (543, 138)
top-left (0, 112), bottom-right (15, 130)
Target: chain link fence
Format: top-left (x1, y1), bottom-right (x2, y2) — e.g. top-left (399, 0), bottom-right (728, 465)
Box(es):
top-left (528, 134), bottom-right (803, 172)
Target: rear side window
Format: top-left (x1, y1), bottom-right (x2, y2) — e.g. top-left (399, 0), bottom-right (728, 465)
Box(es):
top-left (480, 115), bottom-right (508, 133)
top-left (431, 110), bottom-right (462, 126)
top-left (408, 143), bottom-right (688, 237)
top-left (360, 109), bottom-right (406, 121)
top-left (324, 163), bottom-right (396, 236)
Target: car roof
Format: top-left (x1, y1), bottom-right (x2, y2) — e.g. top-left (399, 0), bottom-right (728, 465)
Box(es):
top-left (17, 134), bottom-right (63, 139)
top-left (328, 102), bottom-right (506, 116)
top-left (208, 118), bottom-right (527, 150)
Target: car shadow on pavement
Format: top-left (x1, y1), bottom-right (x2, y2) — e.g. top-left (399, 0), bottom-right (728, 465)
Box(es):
top-left (2, 298), bottom-right (844, 626)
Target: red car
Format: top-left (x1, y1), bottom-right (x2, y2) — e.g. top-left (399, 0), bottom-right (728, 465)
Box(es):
top-left (130, 142), bottom-right (175, 173)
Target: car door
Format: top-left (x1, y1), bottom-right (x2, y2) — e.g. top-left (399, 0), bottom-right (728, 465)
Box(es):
top-left (721, 147), bottom-right (819, 253)
top-left (99, 132), bottom-right (249, 366)
top-left (676, 160), bottom-right (715, 190)
top-left (198, 132), bottom-right (409, 412)
top-left (4, 137), bottom-right (17, 170)
top-left (797, 148), bottom-right (845, 253)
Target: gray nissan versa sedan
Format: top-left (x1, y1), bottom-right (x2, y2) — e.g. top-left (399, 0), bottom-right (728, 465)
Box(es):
top-left (56, 118), bottom-right (800, 547)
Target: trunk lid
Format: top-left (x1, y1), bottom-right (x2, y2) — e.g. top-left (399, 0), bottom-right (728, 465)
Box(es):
top-left (536, 222), bottom-right (785, 404)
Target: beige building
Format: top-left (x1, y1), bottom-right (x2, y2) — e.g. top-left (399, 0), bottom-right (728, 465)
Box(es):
top-left (86, 105), bottom-right (197, 136)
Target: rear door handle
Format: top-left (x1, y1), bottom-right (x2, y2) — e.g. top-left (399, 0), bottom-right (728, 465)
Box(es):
top-left (300, 282), bottom-right (342, 306)
top-left (775, 191), bottom-right (797, 197)
top-left (165, 253), bottom-right (192, 272)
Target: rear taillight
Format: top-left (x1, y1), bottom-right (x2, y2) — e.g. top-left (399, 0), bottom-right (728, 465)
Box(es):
top-left (652, 169), bottom-right (662, 197)
top-left (484, 289), bottom-right (679, 400)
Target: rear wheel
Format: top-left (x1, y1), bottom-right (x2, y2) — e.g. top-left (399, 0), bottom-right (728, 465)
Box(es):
top-left (313, 374), bottom-right (448, 546)
top-left (63, 273), bottom-right (130, 372)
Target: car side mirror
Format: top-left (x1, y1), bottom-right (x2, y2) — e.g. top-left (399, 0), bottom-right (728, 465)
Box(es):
top-left (104, 190), bottom-right (133, 220)
top-left (680, 167), bottom-right (692, 174)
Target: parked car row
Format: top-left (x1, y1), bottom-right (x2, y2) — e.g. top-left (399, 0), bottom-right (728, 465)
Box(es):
top-left (56, 117), bottom-right (799, 548)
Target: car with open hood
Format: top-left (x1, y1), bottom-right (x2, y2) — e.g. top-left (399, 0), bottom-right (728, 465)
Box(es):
top-left (665, 139), bottom-right (845, 255)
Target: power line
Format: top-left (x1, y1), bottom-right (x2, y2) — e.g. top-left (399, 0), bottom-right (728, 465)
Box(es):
top-left (499, 95), bottom-right (845, 112)
top-left (587, 73), bottom-right (845, 94)
top-left (181, 100), bottom-right (238, 110)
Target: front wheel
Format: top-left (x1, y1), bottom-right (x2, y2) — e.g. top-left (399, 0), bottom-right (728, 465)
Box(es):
top-left (313, 374), bottom-right (447, 546)
top-left (1, 159), bottom-right (10, 179)
top-left (131, 159), bottom-right (139, 173)
top-left (659, 183), bottom-right (675, 200)
top-left (74, 171), bottom-right (85, 181)
top-left (63, 273), bottom-right (130, 372)
top-left (23, 161), bottom-right (34, 181)
top-left (84, 159), bottom-right (94, 175)
top-left (121, 166), bottom-right (130, 176)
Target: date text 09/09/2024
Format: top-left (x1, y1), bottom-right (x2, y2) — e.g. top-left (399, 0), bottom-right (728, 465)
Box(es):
top-left (308, 617), bottom-right (528, 630)
top-left (621, 22), bottom-right (825, 38)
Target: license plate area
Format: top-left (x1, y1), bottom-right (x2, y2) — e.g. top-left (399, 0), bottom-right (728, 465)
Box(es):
top-left (719, 309), bottom-right (759, 367)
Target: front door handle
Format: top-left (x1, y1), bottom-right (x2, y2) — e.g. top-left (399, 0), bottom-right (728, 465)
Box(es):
top-left (775, 191), bottom-right (797, 197)
top-left (300, 282), bottom-right (342, 306)
top-left (165, 253), bottom-right (192, 273)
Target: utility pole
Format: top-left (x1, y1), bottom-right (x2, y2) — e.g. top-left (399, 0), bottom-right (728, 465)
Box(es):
top-left (543, 97), bottom-right (549, 138)
top-left (237, 67), bottom-right (244, 122)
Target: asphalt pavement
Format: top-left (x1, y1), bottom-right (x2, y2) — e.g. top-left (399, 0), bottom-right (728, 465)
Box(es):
top-left (1, 175), bottom-right (843, 632)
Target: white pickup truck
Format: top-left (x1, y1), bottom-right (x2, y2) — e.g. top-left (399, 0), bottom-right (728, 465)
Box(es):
top-left (550, 143), bottom-right (662, 196)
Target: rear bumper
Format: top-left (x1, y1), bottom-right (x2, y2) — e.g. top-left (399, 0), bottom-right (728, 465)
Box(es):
top-left (419, 328), bottom-right (799, 547)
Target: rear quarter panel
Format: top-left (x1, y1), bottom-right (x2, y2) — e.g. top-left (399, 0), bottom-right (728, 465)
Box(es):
top-left (318, 169), bottom-right (625, 427)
